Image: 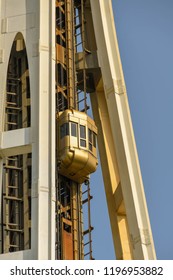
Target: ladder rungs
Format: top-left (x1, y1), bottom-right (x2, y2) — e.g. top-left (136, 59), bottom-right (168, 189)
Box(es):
top-left (6, 112), bottom-right (18, 115)
top-left (81, 106), bottom-right (90, 112)
top-left (82, 195), bottom-right (93, 205)
top-left (75, 23), bottom-right (82, 30)
top-left (77, 90), bottom-right (83, 94)
top-left (82, 189), bottom-right (88, 195)
top-left (6, 157), bottom-right (18, 161)
top-left (4, 165), bottom-right (22, 171)
top-left (6, 92), bottom-right (17, 96)
top-left (75, 41), bottom-right (82, 47)
top-left (77, 97), bottom-right (87, 104)
top-left (6, 102), bottom-right (17, 106)
top-left (84, 240), bottom-right (92, 246)
top-left (4, 196), bottom-right (23, 201)
top-left (6, 223), bottom-right (18, 226)
top-left (83, 226), bottom-right (94, 236)
top-left (7, 83), bottom-right (18, 86)
top-left (7, 77), bottom-right (20, 81)
top-left (75, 32), bottom-right (82, 38)
top-left (8, 186), bottom-right (18, 189)
top-left (5, 228), bottom-right (23, 233)
top-left (6, 106), bottom-right (21, 110)
top-left (6, 122), bottom-right (17, 126)
top-left (9, 245), bottom-right (19, 248)
top-left (84, 251), bottom-right (93, 257)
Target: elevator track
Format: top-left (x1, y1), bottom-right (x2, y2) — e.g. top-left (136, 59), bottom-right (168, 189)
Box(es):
top-left (56, 0), bottom-right (95, 260)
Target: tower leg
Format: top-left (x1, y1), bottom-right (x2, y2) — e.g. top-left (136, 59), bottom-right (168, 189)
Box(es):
top-left (0, 160), bottom-right (3, 253)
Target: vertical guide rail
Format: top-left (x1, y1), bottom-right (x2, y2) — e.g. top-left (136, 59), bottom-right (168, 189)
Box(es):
top-left (74, 1), bottom-right (89, 112)
top-left (55, 173), bottom-right (61, 260)
top-left (56, 0), bottom-right (68, 112)
top-left (71, 182), bottom-right (80, 259)
top-left (65, 0), bottom-right (75, 110)
top-left (82, 180), bottom-right (94, 260)
top-left (81, 0), bottom-right (87, 113)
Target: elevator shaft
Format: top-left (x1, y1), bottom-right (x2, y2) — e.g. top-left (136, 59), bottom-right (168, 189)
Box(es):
top-left (55, 0), bottom-right (95, 260)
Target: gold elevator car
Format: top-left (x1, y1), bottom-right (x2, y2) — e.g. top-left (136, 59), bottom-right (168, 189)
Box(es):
top-left (57, 109), bottom-right (98, 183)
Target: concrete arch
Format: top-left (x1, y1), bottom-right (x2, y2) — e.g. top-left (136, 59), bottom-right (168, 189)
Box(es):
top-left (0, 31), bottom-right (30, 132)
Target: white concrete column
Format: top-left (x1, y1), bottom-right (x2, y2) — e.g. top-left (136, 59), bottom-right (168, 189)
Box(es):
top-left (31, 0), bottom-right (56, 260)
top-left (48, 0), bottom-right (56, 260)
top-left (90, 0), bottom-right (156, 259)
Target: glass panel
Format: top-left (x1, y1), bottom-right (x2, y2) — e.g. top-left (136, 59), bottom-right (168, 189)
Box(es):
top-left (93, 133), bottom-right (96, 148)
top-left (88, 129), bottom-right (92, 151)
top-left (80, 125), bottom-right (86, 139)
top-left (65, 123), bottom-right (69, 136)
top-left (60, 123), bottom-right (69, 139)
top-left (88, 129), bottom-right (92, 143)
top-left (60, 124), bottom-right (64, 139)
top-left (71, 122), bottom-right (77, 137)
top-left (80, 139), bottom-right (86, 147)
top-left (26, 76), bottom-right (30, 98)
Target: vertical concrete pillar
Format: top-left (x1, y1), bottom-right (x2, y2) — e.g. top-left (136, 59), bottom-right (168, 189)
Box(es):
top-left (31, 0), bottom-right (56, 259)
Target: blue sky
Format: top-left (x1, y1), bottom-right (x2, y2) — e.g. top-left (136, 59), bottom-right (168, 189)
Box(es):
top-left (91, 0), bottom-right (173, 260)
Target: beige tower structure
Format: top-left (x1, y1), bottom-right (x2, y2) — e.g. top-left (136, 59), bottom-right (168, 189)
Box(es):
top-left (0, 0), bottom-right (156, 260)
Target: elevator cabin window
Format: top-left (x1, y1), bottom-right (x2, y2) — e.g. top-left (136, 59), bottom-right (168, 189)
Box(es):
top-left (60, 123), bottom-right (69, 139)
top-left (80, 125), bottom-right (86, 147)
top-left (93, 132), bottom-right (96, 148)
top-left (88, 129), bottom-right (92, 151)
top-left (71, 122), bottom-right (77, 137)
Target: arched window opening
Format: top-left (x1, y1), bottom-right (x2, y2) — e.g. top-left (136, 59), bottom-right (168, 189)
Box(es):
top-left (5, 33), bottom-right (31, 131)
top-left (0, 33), bottom-right (32, 254)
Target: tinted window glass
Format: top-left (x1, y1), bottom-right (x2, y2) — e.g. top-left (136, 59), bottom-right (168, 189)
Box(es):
top-left (60, 123), bottom-right (69, 139)
top-left (88, 129), bottom-right (92, 151)
top-left (71, 122), bottom-right (77, 137)
top-left (80, 139), bottom-right (86, 147)
top-left (80, 125), bottom-right (86, 139)
top-left (60, 124), bottom-right (64, 139)
top-left (93, 133), bottom-right (96, 148)
top-left (88, 129), bottom-right (92, 143)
